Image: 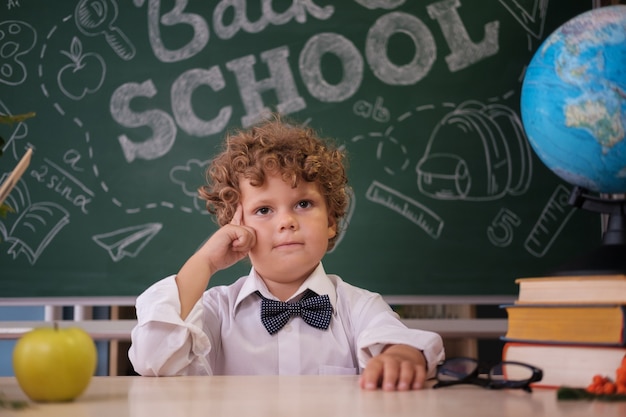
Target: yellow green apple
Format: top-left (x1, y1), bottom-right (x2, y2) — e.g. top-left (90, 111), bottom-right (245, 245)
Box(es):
top-left (12, 325), bottom-right (97, 402)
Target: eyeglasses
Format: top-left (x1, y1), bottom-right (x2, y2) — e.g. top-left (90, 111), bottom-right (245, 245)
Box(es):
top-left (433, 357), bottom-right (543, 393)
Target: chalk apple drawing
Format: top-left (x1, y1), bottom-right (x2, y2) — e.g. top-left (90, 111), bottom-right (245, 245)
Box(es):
top-left (57, 36), bottom-right (105, 100)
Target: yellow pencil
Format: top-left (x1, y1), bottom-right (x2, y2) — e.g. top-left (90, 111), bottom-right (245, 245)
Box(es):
top-left (0, 147), bottom-right (33, 206)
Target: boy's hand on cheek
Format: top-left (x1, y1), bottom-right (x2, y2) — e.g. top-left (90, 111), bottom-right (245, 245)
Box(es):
top-left (359, 344), bottom-right (427, 391)
top-left (202, 205), bottom-right (256, 272)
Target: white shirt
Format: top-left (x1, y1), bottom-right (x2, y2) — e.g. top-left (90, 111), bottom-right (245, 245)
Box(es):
top-left (129, 263), bottom-right (444, 378)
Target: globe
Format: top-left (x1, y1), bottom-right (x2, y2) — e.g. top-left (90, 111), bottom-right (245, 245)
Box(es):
top-left (521, 5), bottom-right (626, 194)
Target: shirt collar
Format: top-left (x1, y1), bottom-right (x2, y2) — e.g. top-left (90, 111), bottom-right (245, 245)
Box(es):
top-left (234, 263), bottom-right (337, 313)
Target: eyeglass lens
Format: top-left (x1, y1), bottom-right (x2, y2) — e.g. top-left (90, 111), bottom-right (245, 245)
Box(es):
top-left (437, 358), bottom-right (478, 381)
top-left (437, 358), bottom-right (539, 387)
top-left (489, 362), bottom-right (536, 386)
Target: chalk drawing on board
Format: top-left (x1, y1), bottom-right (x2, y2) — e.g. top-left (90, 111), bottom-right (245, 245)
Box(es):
top-left (75, 0), bottom-right (136, 61)
top-left (28, 157), bottom-right (96, 215)
top-left (0, 101), bottom-right (30, 160)
top-left (0, 20), bottom-right (37, 86)
top-left (0, 177), bottom-right (70, 264)
top-left (416, 100), bottom-right (532, 201)
top-left (57, 37), bottom-right (106, 100)
top-left (170, 159), bottom-right (211, 214)
top-left (498, 0), bottom-right (548, 40)
top-left (92, 222), bottom-right (162, 262)
top-left (353, 97), bottom-right (390, 123)
top-left (487, 207), bottom-right (521, 247)
top-left (366, 180), bottom-right (443, 239)
top-left (355, 0), bottom-right (406, 10)
top-left (36, 15), bottom-right (184, 215)
top-left (353, 129), bottom-right (409, 177)
top-left (524, 184), bottom-right (575, 257)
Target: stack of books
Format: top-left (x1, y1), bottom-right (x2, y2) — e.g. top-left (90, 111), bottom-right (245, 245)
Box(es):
top-left (501, 274), bottom-right (626, 388)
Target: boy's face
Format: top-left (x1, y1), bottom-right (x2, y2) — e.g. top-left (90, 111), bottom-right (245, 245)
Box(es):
top-left (239, 173), bottom-right (336, 293)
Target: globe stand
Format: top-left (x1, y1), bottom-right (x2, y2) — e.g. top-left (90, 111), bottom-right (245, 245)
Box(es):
top-left (548, 186), bottom-right (626, 276)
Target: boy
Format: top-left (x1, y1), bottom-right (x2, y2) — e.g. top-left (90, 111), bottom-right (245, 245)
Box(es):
top-left (129, 115), bottom-right (444, 391)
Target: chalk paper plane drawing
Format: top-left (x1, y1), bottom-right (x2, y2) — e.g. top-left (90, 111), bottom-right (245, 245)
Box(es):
top-left (0, 177), bottom-right (70, 264)
top-left (92, 222), bottom-right (162, 262)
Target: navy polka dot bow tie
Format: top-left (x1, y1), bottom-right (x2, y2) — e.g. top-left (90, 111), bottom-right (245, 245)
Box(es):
top-left (256, 290), bottom-right (333, 335)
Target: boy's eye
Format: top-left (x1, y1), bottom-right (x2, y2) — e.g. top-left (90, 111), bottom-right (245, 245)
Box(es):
top-left (255, 207), bottom-right (271, 215)
top-left (297, 200), bottom-right (312, 209)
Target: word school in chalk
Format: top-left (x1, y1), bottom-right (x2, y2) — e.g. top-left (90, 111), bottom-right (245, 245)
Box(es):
top-left (110, 0), bottom-right (499, 163)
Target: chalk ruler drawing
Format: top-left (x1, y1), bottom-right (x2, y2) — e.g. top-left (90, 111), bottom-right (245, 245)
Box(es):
top-left (524, 184), bottom-right (575, 257)
top-left (366, 180), bottom-right (443, 239)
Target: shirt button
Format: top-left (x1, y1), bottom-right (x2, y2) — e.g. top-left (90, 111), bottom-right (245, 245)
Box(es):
top-left (283, 324), bottom-right (292, 332)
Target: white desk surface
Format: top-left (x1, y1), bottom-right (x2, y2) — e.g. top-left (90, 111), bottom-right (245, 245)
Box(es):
top-left (0, 375), bottom-right (622, 417)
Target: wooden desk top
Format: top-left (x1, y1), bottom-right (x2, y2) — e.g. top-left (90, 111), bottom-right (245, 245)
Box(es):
top-left (0, 376), bottom-right (622, 417)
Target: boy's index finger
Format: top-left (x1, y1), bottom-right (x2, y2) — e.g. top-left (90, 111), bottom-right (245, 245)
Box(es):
top-left (230, 204), bottom-right (243, 226)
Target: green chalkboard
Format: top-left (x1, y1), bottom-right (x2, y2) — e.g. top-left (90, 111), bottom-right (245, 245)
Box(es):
top-left (0, 0), bottom-right (601, 297)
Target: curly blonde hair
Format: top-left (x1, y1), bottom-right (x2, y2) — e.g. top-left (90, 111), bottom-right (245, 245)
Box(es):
top-left (199, 115), bottom-right (349, 251)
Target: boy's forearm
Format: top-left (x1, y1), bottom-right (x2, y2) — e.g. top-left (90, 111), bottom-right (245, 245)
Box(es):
top-left (176, 250), bottom-right (215, 320)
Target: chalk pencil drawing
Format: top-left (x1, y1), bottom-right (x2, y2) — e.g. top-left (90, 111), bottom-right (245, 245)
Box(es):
top-left (75, 0), bottom-right (136, 61)
top-left (0, 20), bottom-right (36, 86)
top-left (92, 222), bottom-right (162, 262)
top-left (0, 177), bottom-right (70, 264)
